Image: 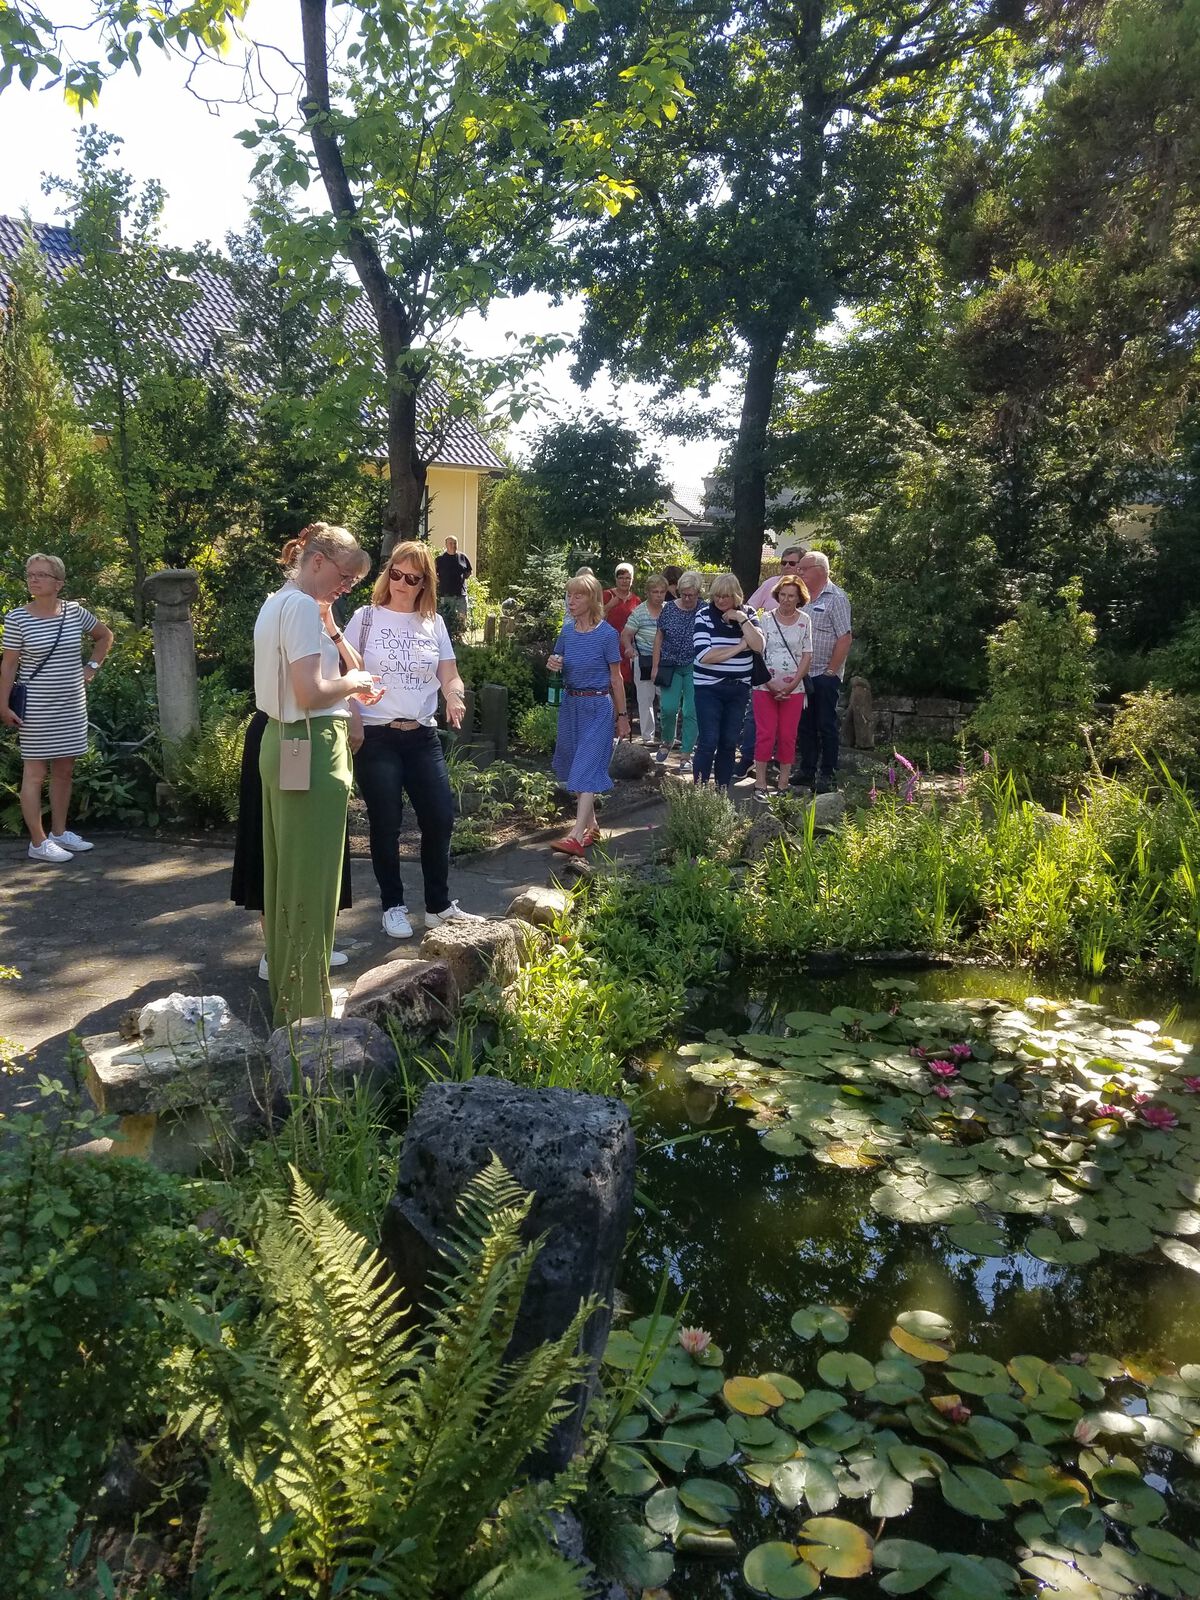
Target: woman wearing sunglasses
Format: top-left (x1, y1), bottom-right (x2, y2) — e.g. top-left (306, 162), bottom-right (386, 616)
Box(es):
top-left (345, 540), bottom-right (479, 940)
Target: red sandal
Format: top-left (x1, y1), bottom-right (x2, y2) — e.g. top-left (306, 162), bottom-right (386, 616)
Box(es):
top-left (583, 827), bottom-right (603, 847)
top-left (550, 835), bottom-right (586, 857)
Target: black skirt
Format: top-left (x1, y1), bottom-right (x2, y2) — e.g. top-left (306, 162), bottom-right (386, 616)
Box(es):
top-left (229, 710), bottom-right (353, 912)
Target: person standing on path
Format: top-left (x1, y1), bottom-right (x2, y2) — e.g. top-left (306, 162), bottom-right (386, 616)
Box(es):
top-left (547, 574), bottom-right (628, 858)
top-left (794, 550), bottom-right (853, 793)
top-left (752, 577), bottom-right (813, 800)
top-left (621, 573), bottom-right (668, 743)
top-left (347, 539), bottom-right (480, 940)
top-left (0, 553), bottom-right (113, 864)
top-left (691, 574), bottom-right (765, 792)
top-left (650, 571), bottom-right (702, 771)
top-left (746, 546), bottom-right (806, 613)
top-left (253, 523), bottom-right (375, 1027)
top-left (602, 562), bottom-right (640, 688)
top-left (435, 536), bottom-right (472, 620)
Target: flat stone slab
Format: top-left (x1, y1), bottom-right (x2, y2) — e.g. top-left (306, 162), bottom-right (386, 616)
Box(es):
top-left (84, 1018), bottom-right (267, 1117)
top-left (507, 884), bottom-right (572, 928)
top-left (265, 1016), bottom-right (397, 1117)
top-left (344, 957), bottom-right (456, 1039)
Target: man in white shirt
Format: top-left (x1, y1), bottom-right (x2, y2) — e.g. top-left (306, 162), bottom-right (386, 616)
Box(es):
top-left (794, 550), bottom-right (853, 793)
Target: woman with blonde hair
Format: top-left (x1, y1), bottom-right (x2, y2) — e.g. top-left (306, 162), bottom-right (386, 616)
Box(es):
top-left (1, 552), bottom-right (114, 863)
top-left (691, 572), bottom-right (765, 791)
top-left (345, 539), bottom-right (479, 939)
top-left (546, 573), bottom-right (628, 857)
top-left (253, 522), bottom-right (375, 1025)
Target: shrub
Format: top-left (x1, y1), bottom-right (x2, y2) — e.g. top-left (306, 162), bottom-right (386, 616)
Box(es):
top-left (457, 640), bottom-right (539, 728)
top-left (1149, 609), bottom-right (1200, 693)
top-left (1106, 688), bottom-right (1200, 785)
top-left (170, 678), bottom-right (251, 825)
top-left (516, 701), bottom-right (560, 755)
top-left (661, 780), bottom-right (738, 862)
top-left (182, 1161), bottom-right (591, 1599)
top-left (86, 628), bottom-right (158, 744)
top-left (968, 579), bottom-right (1097, 801)
top-left (0, 1074), bottom-right (201, 1594)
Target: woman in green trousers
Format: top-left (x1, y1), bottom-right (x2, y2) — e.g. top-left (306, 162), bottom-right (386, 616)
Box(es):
top-left (253, 523), bottom-right (374, 1027)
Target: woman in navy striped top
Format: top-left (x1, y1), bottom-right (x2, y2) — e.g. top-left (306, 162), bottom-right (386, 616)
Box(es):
top-left (691, 573), bottom-right (765, 790)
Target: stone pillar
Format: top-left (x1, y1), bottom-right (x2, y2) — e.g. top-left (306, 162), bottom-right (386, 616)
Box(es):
top-left (143, 569), bottom-right (201, 773)
top-left (484, 613), bottom-right (498, 645)
top-left (381, 1079), bottom-right (636, 1474)
top-left (479, 682), bottom-right (509, 756)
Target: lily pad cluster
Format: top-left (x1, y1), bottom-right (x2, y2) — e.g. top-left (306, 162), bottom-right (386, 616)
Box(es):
top-left (600, 1304), bottom-right (1200, 1598)
top-left (678, 991), bottom-right (1200, 1271)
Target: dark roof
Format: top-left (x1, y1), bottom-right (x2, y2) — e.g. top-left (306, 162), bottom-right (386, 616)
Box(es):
top-left (0, 214), bottom-right (504, 473)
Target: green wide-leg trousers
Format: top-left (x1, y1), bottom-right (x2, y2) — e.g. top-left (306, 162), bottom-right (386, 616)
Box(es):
top-left (259, 717), bottom-right (352, 1029)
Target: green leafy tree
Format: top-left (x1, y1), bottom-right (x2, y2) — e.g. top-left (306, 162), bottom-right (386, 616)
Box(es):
top-left (0, 0), bottom-right (248, 109)
top-left (0, 230), bottom-right (114, 613)
top-left (969, 579), bottom-right (1098, 801)
top-left (479, 473), bottom-right (549, 597)
top-left (553, 0), bottom-right (1044, 592)
top-left (243, 0), bottom-right (687, 559)
top-left (526, 412), bottom-right (670, 572)
top-left (44, 128), bottom-right (211, 624)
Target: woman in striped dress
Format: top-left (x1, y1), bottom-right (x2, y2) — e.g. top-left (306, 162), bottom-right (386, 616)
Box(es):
top-left (0, 553), bottom-right (114, 864)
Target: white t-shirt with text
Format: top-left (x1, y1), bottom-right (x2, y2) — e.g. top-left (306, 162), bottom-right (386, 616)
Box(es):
top-left (348, 606), bottom-right (455, 725)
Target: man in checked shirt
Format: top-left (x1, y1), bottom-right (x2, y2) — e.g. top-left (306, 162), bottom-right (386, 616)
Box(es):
top-left (794, 551), bottom-right (853, 793)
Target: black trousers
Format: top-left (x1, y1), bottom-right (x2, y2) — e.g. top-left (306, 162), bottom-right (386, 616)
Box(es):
top-left (797, 672), bottom-right (842, 783)
top-left (353, 725), bottom-right (454, 913)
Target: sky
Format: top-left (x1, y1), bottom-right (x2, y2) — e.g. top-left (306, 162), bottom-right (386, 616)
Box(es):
top-left (0, 2), bottom-right (731, 512)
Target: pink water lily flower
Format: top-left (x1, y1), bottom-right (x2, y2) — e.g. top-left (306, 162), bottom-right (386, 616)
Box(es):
top-left (910, 1047), bottom-right (928, 1060)
top-left (1095, 1103), bottom-right (1133, 1121)
top-left (932, 1083), bottom-right (954, 1099)
top-left (947, 1043), bottom-right (973, 1061)
top-left (678, 1326), bottom-right (712, 1357)
top-left (1181, 1077), bottom-right (1200, 1094)
top-left (1140, 1104), bottom-right (1179, 1131)
top-left (927, 1060), bottom-right (959, 1078)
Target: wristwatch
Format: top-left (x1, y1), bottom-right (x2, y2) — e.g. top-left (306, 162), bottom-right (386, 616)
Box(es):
top-left (85, 660), bottom-right (101, 672)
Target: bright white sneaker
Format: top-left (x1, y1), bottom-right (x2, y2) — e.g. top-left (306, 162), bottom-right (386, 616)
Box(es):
top-left (425, 901), bottom-right (484, 928)
top-left (48, 830), bottom-right (93, 853)
top-left (29, 839), bottom-right (72, 864)
top-left (383, 905), bottom-right (414, 939)
top-left (260, 949), bottom-right (347, 981)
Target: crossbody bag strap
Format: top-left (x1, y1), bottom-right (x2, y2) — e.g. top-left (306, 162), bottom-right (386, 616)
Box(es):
top-left (771, 611), bottom-right (801, 668)
top-left (23, 606), bottom-right (67, 685)
top-left (277, 599), bottom-right (312, 741)
top-left (358, 605), bottom-right (375, 660)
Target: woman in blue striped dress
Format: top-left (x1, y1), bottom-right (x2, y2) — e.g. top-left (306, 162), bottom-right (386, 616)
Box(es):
top-left (0, 553), bottom-right (114, 863)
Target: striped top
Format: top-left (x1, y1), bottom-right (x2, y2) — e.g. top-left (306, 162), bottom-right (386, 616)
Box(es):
top-left (2, 601), bottom-right (98, 760)
top-left (692, 602), bottom-right (762, 687)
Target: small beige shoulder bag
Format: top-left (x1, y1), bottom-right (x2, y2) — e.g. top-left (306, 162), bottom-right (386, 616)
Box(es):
top-left (276, 606), bottom-right (312, 791)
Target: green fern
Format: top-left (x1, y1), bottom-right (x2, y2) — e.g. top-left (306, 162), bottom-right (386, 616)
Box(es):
top-left (183, 1158), bottom-right (593, 1600)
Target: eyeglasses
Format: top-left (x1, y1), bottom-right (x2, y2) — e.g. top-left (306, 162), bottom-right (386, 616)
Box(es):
top-left (321, 554), bottom-right (360, 585)
top-left (389, 568), bottom-right (423, 586)
top-left (27, 570), bottom-right (61, 581)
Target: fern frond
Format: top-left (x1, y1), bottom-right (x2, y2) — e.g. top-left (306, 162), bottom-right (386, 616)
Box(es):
top-left (199, 1461), bottom-right (282, 1600)
top-left (461, 1551), bottom-right (589, 1600)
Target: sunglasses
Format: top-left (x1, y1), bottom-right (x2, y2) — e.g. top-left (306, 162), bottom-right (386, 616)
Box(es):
top-left (389, 568), bottom-right (423, 586)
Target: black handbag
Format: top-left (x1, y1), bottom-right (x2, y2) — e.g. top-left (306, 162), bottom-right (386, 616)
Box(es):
top-left (638, 653), bottom-right (654, 682)
top-left (750, 650), bottom-right (772, 687)
top-left (8, 608), bottom-right (66, 723)
top-left (654, 662), bottom-right (676, 689)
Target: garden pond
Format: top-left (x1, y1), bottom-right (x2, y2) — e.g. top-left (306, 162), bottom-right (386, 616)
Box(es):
top-left (602, 967), bottom-right (1200, 1600)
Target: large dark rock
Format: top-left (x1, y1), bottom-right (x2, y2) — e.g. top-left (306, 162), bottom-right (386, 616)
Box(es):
top-left (381, 1078), bottom-right (636, 1472)
top-left (609, 740), bottom-right (654, 781)
top-left (345, 958), bottom-right (457, 1039)
top-left (265, 1016), bottom-right (396, 1118)
top-left (740, 809), bottom-right (791, 862)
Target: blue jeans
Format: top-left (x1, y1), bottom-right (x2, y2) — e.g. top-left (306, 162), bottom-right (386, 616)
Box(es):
top-left (354, 725), bottom-right (454, 912)
top-left (694, 678), bottom-right (750, 786)
top-left (797, 673), bottom-right (842, 785)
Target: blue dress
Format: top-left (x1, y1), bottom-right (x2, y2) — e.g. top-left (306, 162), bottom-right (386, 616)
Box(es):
top-left (552, 620), bottom-right (622, 794)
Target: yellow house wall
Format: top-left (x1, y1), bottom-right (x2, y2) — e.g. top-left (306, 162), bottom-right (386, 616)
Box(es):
top-left (425, 467), bottom-right (484, 569)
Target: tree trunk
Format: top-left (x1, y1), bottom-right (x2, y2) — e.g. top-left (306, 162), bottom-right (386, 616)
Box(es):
top-left (382, 373), bottom-right (426, 562)
top-left (730, 327), bottom-right (786, 595)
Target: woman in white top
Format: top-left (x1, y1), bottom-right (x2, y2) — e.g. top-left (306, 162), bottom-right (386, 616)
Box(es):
top-left (252, 523), bottom-right (374, 1026)
top-left (751, 576), bottom-right (814, 801)
top-left (346, 539), bottom-right (479, 940)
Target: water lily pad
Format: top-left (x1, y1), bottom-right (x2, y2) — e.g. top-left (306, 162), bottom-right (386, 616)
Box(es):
top-left (608, 1522), bottom-right (673, 1589)
top-left (1159, 1237), bottom-right (1200, 1274)
top-left (790, 1304), bottom-right (850, 1343)
top-left (778, 1390), bottom-right (848, 1432)
top-left (603, 1330), bottom-right (645, 1369)
top-left (940, 1464), bottom-right (1012, 1520)
top-left (772, 1458), bottom-right (841, 1514)
top-left (817, 1350), bottom-right (877, 1392)
top-left (679, 1476), bottom-right (740, 1523)
top-left (1026, 1227), bottom-right (1101, 1266)
top-left (796, 1516), bottom-right (875, 1579)
top-left (1091, 1467), bottom-right (1167, 1525)
top-left (945, 1353), bottom-right (1012, 1396)
top-left (724, 1375), bottom-right (785, 1415)
top-left (947, 1219), bottom-right (1010, 1257)
top-left (889, 1324), bottom-right (951, 1363)
top-left (645, 1486), bottom-right (681, 1536)
top-left (963, 1414), bottom-right (1021, 1460)
top-left (888, 1443), bottom-right (947, 1482)
top-left (602, 1444), bottom-right (659, 1495)
top-left (896, 1309), bottom-right (955, 1341)
top-left (743, 1542), bottom-right (821, 1598)
top-left (874, 1539), bottom-right (950, 1595)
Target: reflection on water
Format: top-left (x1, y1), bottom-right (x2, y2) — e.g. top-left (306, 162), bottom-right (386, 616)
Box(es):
top-left (621, 966), bottom-right (1200, 1377)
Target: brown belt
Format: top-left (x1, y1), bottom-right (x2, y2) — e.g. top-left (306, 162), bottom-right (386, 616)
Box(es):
top-left (566, 688), bottom-right (611, 698)
top-left (371, 718), bottom-right (424, 730)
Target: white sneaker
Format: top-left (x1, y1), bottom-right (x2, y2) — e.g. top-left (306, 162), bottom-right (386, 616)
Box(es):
top-left (260, 949), bottom-right (347, 981)
top-left (48, 830), bottom-right (93, 852)
top-left (29, 839), bottom-right (72, 864)
top-left (425, 901), bottom-right (484, 928)
top-left (383, 905), bottom-right (414, 939)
